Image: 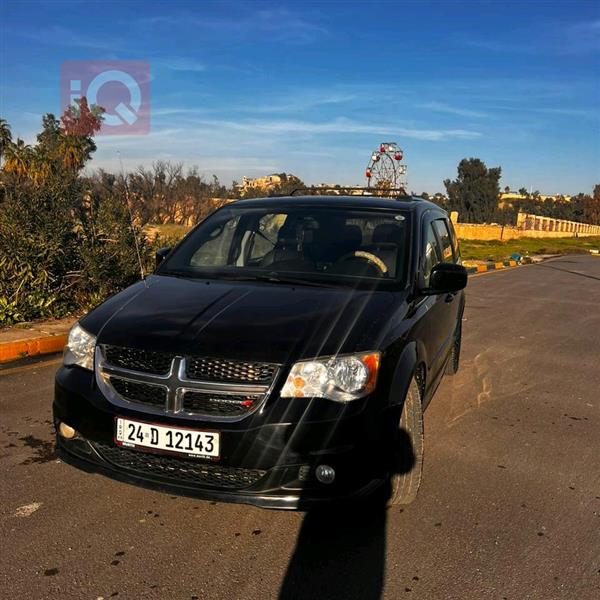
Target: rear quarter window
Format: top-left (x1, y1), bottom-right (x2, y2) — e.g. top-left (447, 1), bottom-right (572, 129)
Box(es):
top-left (422, 222), bottom-right (442, 287)
top-left (447, 219), bottom-right (461, 263)
top-left (432, 219), bottom-right (454, 263)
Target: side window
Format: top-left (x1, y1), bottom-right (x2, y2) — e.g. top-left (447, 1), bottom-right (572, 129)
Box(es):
top-left (433, 219), bottom-right (454, 263)
top-left (422, 222), bottom-right (442, 287)
top-left (447, 219), bottom-right (461, 264)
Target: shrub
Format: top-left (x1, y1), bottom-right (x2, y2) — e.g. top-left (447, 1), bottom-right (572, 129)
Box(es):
top-left (0, 176), bottom-right (149, 326)
top-left (0, 179), bottom-right (81, 325)
top-left (76, 190), bottom-right (149, 311)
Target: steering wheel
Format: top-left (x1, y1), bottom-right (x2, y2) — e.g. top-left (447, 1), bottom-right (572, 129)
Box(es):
top-left (336, 251), bottom-right (388, 276)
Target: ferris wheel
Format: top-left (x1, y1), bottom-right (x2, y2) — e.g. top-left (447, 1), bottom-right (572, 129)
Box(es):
top-left (365, 142), bottom-right (407, 194)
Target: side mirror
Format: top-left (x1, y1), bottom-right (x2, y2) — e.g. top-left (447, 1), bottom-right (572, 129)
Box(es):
top-left (424, 263), bottom-right (467, 295)
top-left (155, 247), bottom-right (172, 269)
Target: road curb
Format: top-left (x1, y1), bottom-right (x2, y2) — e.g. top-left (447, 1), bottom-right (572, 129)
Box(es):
top-left (0, 334), bottom-right (68, 364)
top-left (465, 259), bottom-right (519, 275)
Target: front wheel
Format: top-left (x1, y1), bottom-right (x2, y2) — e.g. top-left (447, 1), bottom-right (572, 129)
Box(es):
top-left (387, 376), bottom-right (424, 506)
top-left (445, 322), bottom-right (462, 375)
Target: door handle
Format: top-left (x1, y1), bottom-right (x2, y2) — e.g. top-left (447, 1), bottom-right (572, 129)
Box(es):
top-left (444, 293), bottom-right (456, 303)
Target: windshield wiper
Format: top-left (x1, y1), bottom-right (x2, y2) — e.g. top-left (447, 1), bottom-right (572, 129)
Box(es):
top-left (158, 269), bottom-right (199, 279)
top-left (160, 269), bottom-right (353, 288)
top-left (223, 272), bottom-right (334, 288)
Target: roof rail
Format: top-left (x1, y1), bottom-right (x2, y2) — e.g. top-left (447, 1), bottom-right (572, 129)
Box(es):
top-left (283, 186), bottom-right (413, 198)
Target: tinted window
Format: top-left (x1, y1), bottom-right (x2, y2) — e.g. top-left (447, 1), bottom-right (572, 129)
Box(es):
top-left (422, 222), bottom-right (442, 287)
top-left (433, 219), bottom-right (454, 263)
top-left (447, 219), bottom-right (461, 263)
top-left (160, 206), bottom-right (411, 287)
top-left (190, 216), bottom-right (240, 266)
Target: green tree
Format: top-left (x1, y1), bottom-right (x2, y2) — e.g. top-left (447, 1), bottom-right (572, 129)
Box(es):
top-left (589, 185), bottom-right (600, 225)
top-left (571, 185), bottom-right (600, 226)
top-left (444, 158), bottom-right (502, 223)
top-left (0, 178), bottom-right (81, 322)
top-left (0, 105), bottom-right (144, 326)
top-left (3, 138), bottom-right (34, 178)
top-left (0, 118), bottom-right (12, 166)
top-left (59, 97), bottom-right (104, 171)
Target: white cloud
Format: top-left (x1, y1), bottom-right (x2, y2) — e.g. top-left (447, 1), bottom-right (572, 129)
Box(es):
top-left (153, 58), bottom-right (207, 73)
top-left (419, 101), bottom-right (488, 119)
top-left (20, 25), bottom-right (122, 51)
top-left (184, 117), bottom-right (482, 141)
top-left (462, 19), bottom-right (600, 56)
top-left (137, 7), bottom-right (328, 45)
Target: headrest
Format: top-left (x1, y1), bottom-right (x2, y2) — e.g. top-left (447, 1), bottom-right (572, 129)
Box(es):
top-left (343, 224), bottom-right (362, 247)
top-left (277, 225), bottom-right (297, 244)
top-left (372, 223), bottom-right (402, 244)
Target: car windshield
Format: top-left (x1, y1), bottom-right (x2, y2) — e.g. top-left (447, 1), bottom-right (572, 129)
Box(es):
top-left (158, 205), bottom-right (411, 287)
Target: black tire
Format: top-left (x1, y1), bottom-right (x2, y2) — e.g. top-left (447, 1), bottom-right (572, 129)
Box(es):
top-left (445, 322), bottom-right (462, 375)
top-left (388, 376), bottom-right (424, 506)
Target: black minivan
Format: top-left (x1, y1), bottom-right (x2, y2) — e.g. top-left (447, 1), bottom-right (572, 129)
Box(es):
top-left (54, 194), bottom-right (467, 509)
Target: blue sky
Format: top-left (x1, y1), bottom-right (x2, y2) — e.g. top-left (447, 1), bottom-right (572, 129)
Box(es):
top-left (1, 0), bottom-right (599, 194)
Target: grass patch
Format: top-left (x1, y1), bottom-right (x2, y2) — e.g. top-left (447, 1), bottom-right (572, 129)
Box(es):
top-left (144, 223), bottom-right (192, 239)
top-left (460, 236), bottom-right (600, 262)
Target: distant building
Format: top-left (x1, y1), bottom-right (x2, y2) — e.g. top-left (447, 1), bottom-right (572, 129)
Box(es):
top-left (234, 174), bottom-right (288, 194)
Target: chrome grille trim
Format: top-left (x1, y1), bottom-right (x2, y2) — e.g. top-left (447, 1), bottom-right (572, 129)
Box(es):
top-left (95, 347), bottom-right (279, 422)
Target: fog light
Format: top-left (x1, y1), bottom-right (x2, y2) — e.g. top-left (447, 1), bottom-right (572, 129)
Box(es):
top-left (315, 464), bottom-right (336, 484)
top-left (58, 422), bottom-right (76, 439)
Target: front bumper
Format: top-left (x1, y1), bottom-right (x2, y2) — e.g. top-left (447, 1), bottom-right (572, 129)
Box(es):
top-left (54, 366), bottom-right (389, 510)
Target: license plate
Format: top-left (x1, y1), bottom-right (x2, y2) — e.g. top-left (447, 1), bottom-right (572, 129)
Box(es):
top-left (115, 418), bottom-right (220, 459)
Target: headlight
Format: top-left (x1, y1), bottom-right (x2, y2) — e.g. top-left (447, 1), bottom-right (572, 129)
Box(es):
top-left (63, 323), bottom-right (96, 371)
top-left (280, 352), bottom-right (380, 402)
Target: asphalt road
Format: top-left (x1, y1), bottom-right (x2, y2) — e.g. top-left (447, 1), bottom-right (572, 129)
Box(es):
top-left (2, 255), bottom-right (599, 600)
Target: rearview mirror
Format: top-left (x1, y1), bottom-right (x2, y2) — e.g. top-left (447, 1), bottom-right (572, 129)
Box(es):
top-left (423, 263), bottom-right (467, 295)
top-left (155, 247), bottom-right (172, 269)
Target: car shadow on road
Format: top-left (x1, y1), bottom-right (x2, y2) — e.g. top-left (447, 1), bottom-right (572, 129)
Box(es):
top-left (278, 429), bottom-right (414, 600)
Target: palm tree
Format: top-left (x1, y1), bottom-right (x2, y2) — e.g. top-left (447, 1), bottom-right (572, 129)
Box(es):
top-left (3, 138), bottom-right (33, 177)
top-left (0, 118), bottom-right (12, 167)
top-left (59, 135), bottom-right (85, 171)
top-left (31, 152), bottom-right (52, 186)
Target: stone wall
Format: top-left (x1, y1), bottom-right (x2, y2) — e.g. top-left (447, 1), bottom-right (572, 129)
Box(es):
top-left (450, 212), bottom-right (600, 241)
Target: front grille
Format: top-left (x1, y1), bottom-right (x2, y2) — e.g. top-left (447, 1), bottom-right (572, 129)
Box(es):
top-left (104, 345), bottom-right (173, 375)
top-left (110, 377), bottom-right (166, 407)
top-left (94, 443), bottom-right (266, 489)
top-left (99, 346), bottom-right (275, 420)
top-left (186, 357), bottom-right (278, 384)
top-left (182, 391), bottom-right (262, 417)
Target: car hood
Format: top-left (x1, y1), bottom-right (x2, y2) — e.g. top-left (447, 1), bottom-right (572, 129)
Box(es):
top-left (81, 274), bottom-right (402, 364)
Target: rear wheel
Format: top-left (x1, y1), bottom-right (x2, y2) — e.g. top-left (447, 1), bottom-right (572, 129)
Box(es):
top-left (387, 376), bottom-right (424, 506)
top-left (445, 322), bottom-right (462, 375)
